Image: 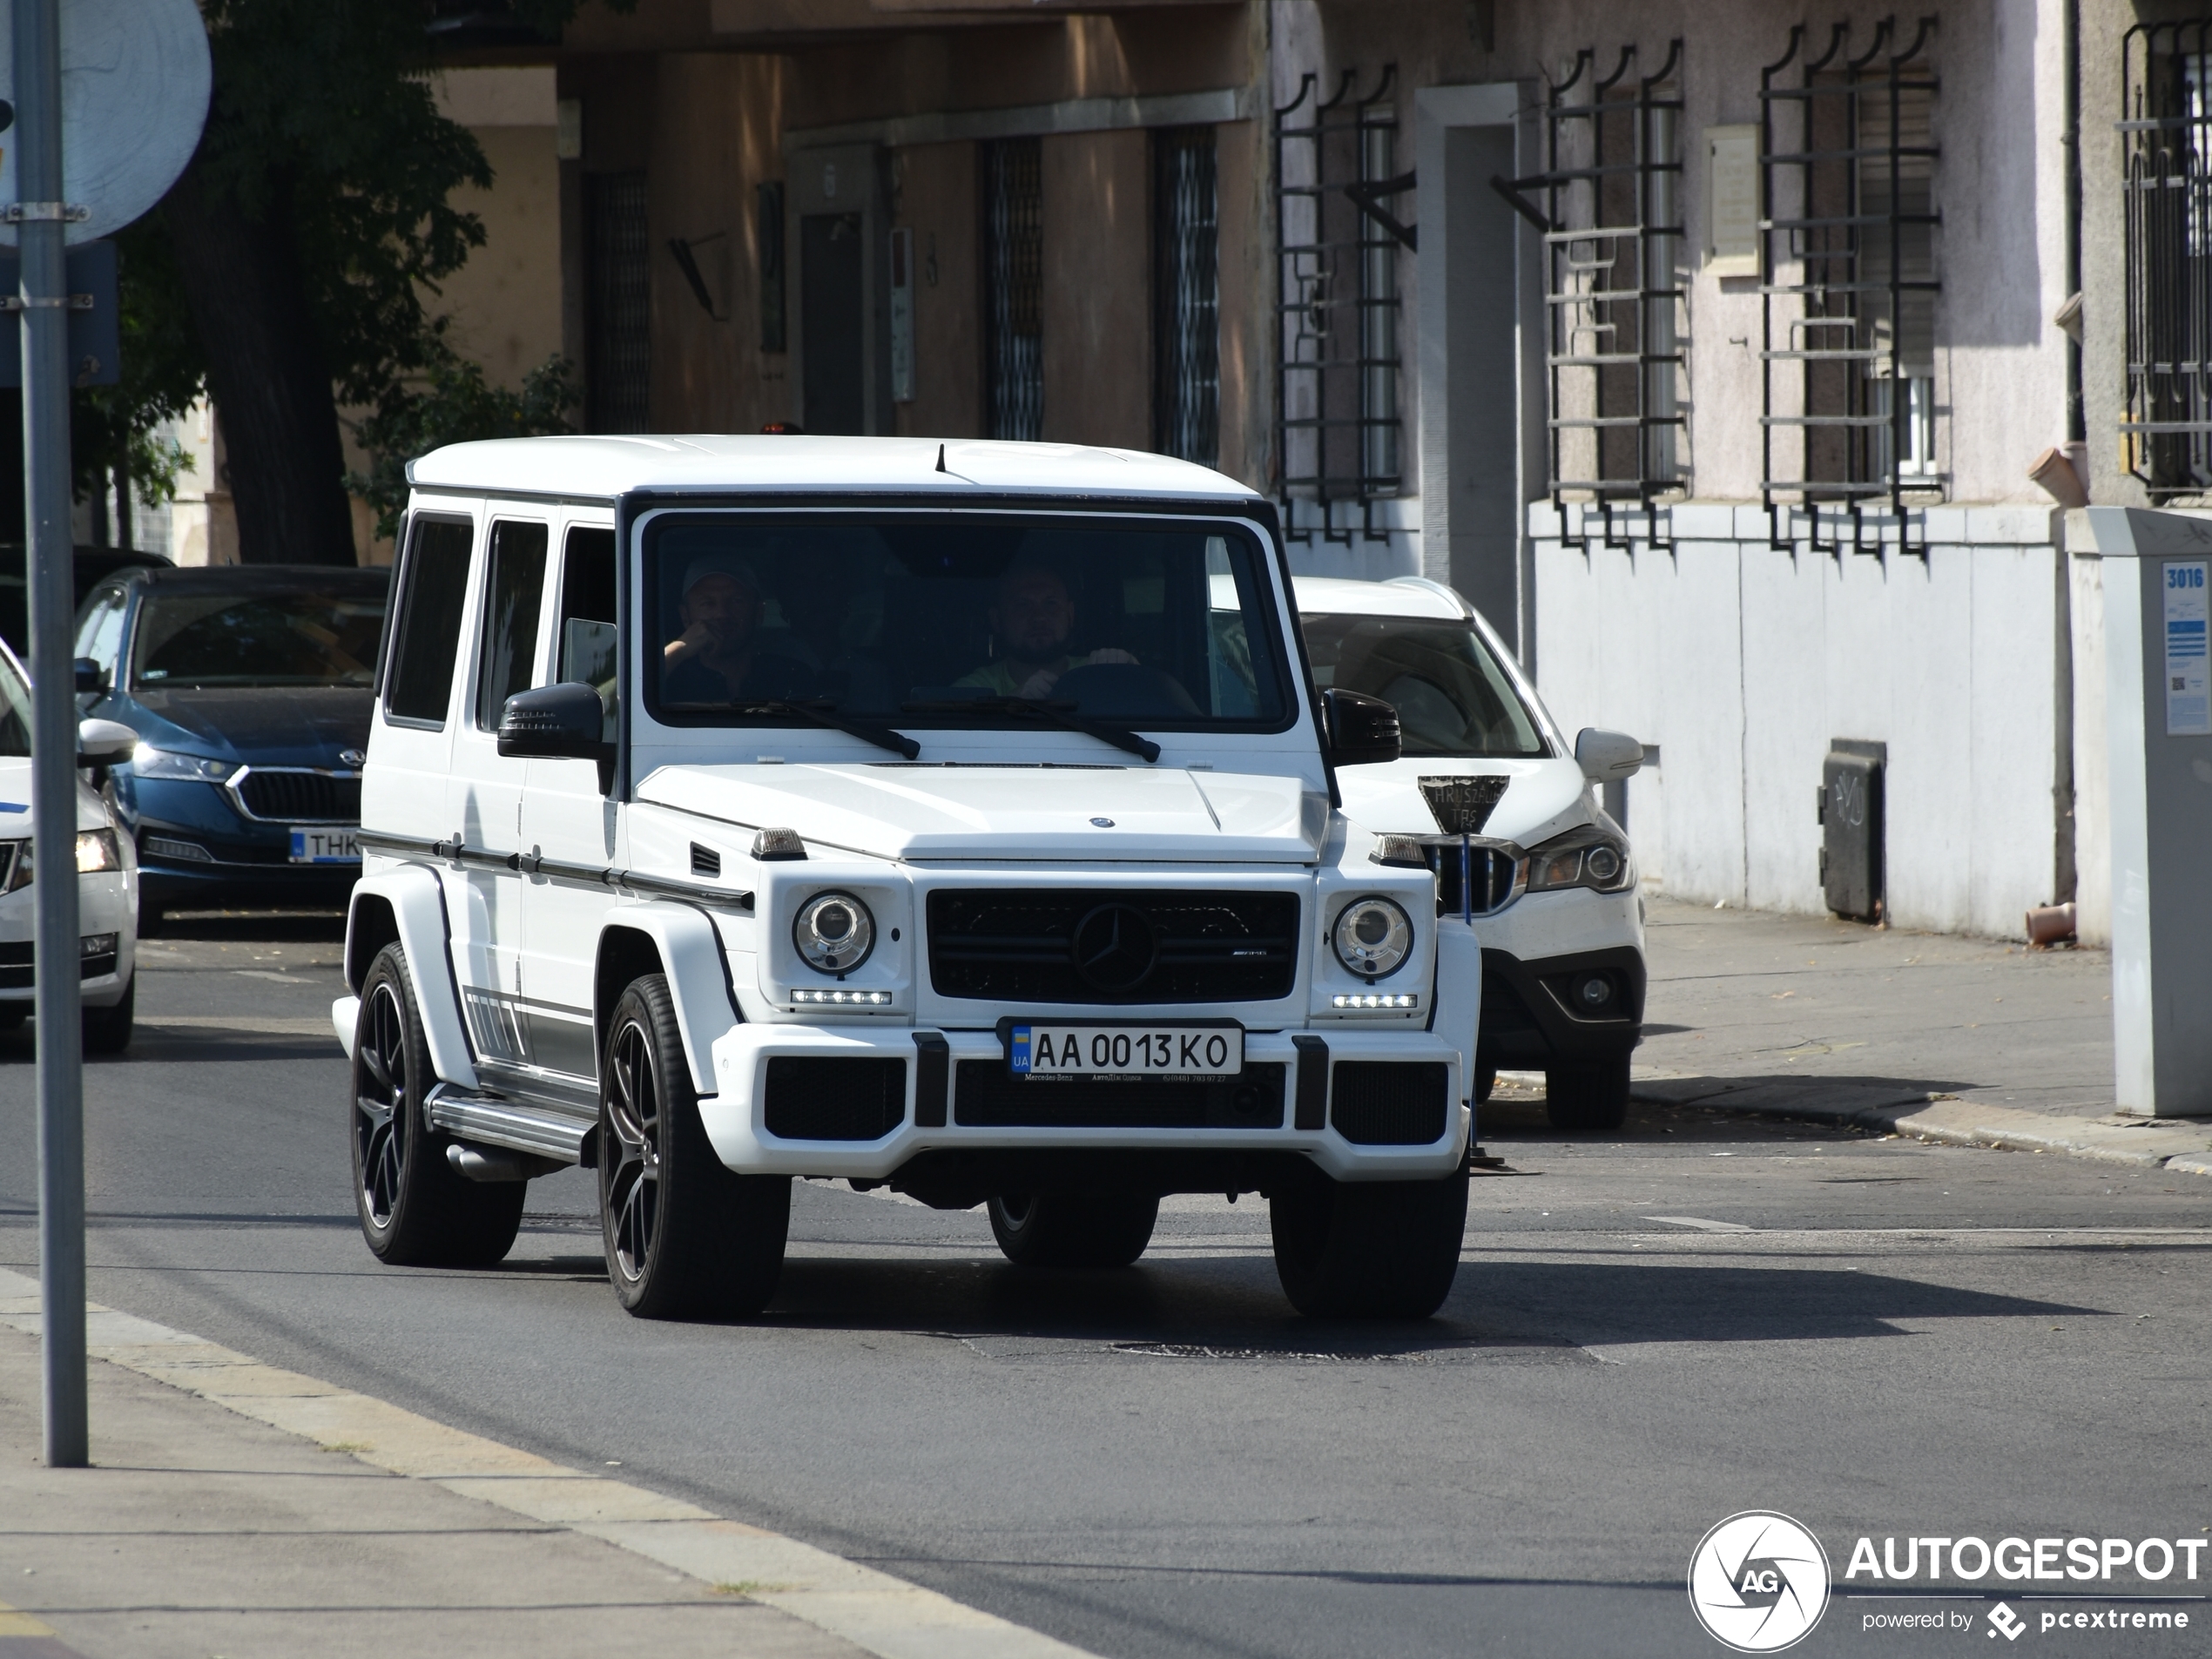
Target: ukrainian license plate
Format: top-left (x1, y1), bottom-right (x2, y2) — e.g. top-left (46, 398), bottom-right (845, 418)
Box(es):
top-left (1009, 1023), bottom-right (1243, 1080)
top-left (289, 826), bottom-right (361, 864)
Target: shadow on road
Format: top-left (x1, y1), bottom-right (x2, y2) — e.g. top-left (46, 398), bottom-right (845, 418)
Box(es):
top-left (149, 909), bottom-right (347, 943)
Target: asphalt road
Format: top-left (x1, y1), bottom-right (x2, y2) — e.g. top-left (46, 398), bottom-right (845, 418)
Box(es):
top-left (3, 915), bottom-right (2209, 1659)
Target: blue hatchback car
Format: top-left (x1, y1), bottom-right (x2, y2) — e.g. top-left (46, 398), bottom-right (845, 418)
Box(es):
top-left (72, 565), bottom-right (389, 928)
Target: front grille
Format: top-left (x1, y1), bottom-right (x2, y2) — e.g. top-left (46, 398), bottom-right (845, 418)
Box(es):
top-left (234, 770), bottom-right (360, 823)
top-left (954, 1059), bottom-right (1286, 1129)
top-left (764, 1056), bottom-right (906, 1141)
top-left (1329, 1062), bottom-right (1450, 1146)
top-left (0, 939), bottom-right (123, 990)
top-left (1425, 841), bottom-right (1520, 916)
top-left (927, 888), bottom-right (1299, 1004)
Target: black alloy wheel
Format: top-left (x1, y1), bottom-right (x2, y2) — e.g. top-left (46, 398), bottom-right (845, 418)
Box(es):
top-left (351, 943), bottom-right (523, 1265)
top-left (599, 974), bottom-right (789, 1319)
top-left (987, 1188), bottom-right (1160, 1269)
top-left (1268, 1165), bottom-right (1468, 1319)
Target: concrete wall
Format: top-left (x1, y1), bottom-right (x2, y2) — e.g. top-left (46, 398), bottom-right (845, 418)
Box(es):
top-left (1041, 128), bottom-right (1153, 449)
top-left (1534, 502), bottom-right (2070, 938)
top-left (432, 69), bottom-right (567, 391)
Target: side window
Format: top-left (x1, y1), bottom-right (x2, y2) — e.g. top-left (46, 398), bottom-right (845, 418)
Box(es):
top-left (74, 588), bottom-right (125, 686)
top-left (474, 520), bottom-right (550, 731)
top-left (556, 526), bottom-right (617, 741)
top-left (384, 516), bottom-right (476, 725)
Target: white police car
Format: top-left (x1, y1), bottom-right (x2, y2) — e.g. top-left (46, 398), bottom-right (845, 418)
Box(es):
top-left (334, 436), bottom-right (1482, 1320)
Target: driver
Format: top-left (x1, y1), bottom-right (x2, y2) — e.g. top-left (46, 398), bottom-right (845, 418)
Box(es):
top-left (955, 559), bottom-right (1133, 699)
top-left (662, 556), bottom-right (812, 705)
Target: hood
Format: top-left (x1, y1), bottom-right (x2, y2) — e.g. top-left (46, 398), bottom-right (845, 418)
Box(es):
top-left (1332, 755), bottom-right (1595, 848)
top-left (638, 763), bottom-right (1329, 863)
top-left (126, 685), bottom-right (371, 762)
top-left (0, 757), bottom-right (120, 833)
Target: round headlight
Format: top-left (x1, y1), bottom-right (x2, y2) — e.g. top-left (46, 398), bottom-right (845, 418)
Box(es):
top-left (793, 891), bottom-right (875, 974)
top-left (1584, 844), bottom-right (1624, 886)
top-left (1332, 895), bottom-right (1413, 980)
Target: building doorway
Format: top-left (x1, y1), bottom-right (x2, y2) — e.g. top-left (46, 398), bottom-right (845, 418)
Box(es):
top-left (802, 212), bottom-right (866, 435)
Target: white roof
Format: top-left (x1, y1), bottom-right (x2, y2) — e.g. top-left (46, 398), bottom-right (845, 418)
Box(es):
top-left (1291, 575), bottom-right (1471, 619)
top-left (408, 434), bottom-right (1257, 502)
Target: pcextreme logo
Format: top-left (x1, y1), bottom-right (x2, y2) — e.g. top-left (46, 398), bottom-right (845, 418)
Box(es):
top-left (1689, 1511), bottom-right (1832, 1653)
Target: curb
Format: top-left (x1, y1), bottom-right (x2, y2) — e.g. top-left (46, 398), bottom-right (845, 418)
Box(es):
top-left (1628, 1078), bottom-right (2212, 1174)
top-left (0, 1266), bottom-right (1097, 1659)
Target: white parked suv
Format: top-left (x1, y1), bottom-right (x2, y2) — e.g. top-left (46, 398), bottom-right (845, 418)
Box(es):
top-left (1295, 577), bottom-right (1645, 1131)
top-left (0, 639), bottom-right (139, 1050)
top-left (334, 436), bottom-right (1482, 1320)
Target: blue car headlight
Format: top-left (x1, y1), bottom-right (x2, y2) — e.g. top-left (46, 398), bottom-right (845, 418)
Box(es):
top-left (131, 745), bottom-right (237, 784)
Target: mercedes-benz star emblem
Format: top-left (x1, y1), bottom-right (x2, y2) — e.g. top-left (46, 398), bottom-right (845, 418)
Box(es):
top-left (1090, 816), bottom-right (1115, 826)
top-left (340, 749), bottom-right (367, 769)
top-left (1071, 902), bottom-right (1157, 994)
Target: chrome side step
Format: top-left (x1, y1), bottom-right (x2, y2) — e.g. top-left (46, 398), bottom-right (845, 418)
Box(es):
top-left (425, 1085), bottom-right (595, 1167)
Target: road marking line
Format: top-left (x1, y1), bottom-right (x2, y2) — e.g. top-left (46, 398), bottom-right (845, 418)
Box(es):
top-left (1642, 1215), bottom-right (1757, 1232)
top-left (138, 1015), bottom-right (342, 1036)
top-left (0, 1267), bottom-right (1100, 1659)
top-left (0, 1602), bottom-right (58, 1637)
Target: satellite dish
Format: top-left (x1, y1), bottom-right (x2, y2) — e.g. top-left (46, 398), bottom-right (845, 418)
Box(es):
top-left (0, 0), bottom-right (212, 246)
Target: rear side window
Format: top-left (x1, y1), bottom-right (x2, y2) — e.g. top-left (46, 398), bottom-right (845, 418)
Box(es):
top-left (385, 516), bottom-right (475, 725)
top-left (475, 521), bottom-right (550, 730)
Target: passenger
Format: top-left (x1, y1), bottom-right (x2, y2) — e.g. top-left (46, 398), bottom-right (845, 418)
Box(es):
top-left (956, 559), bottom-right (1134, 700)
top-left (662, 558), bottom-right (813, 705)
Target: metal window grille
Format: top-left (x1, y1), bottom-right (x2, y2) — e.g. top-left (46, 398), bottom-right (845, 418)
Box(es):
top-left (1496, 41), bottom-right (1684, 551)
top-left (1758, 18), bottom-right (1940, 556)
top-left (982, 138), bottom-right (1044, 442)
top-left (1274, 65), bottom-right (1409, 544)
top-left (2122, 22), bottom-right (2212, 501)
top-left (1154, 127), bottom-right (1221, 465)
top-left (586, 172), bottom-right (651, 435)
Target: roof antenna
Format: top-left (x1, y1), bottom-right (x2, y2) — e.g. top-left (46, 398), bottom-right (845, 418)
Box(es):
top-left (935, 442), bottom-right (947, 474)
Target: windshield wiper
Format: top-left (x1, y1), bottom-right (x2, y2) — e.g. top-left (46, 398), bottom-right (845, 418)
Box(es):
top-left (728, 700), bottom-right (920, 760)
top-left (900, 696), bottom-right (1160, 763)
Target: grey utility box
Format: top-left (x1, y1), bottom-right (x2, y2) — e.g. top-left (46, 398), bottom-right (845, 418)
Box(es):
top-left (1818, 740), bottom-right (1885, 922)
top-left (2077, 507), bottom-right (2212, 1116)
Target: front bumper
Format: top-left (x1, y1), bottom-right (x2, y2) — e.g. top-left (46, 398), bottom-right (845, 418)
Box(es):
top-left (696, 1022), bottom-right (1469, 1183)
top-left (0, 871), bottom-right (137, 1008)
top-left (1477, 944), bottom-right (1645, 1070)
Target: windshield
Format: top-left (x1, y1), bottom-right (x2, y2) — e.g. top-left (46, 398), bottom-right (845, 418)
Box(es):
top-left (1300, 610), bottom-right (1548, 758)
top-left (0, 648), bottom-right (27, 757)
top-left (132, 585), bottom-right (388, 690)
top-left (643, 515), bottom-right (1290, 730)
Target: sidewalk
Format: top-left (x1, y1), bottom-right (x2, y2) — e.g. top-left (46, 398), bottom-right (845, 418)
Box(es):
top-left (1607, 896), bottom-right (2212, 1173)
top-left (0, 1269), bottom-right (1090, 1659)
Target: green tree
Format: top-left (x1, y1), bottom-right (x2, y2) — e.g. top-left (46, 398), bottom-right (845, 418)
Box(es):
top-left (118, 0), bottom-right (607, 565)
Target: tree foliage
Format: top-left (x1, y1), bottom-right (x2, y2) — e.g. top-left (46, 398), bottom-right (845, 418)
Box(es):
top-left (348, 353), bottom-right (579, 539)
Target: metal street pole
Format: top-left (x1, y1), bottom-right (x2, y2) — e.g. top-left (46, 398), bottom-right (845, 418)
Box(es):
top-left (17, 0), bottom-right (86, 1468)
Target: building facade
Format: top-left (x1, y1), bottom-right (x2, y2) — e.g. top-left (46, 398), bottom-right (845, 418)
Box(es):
top-left (418, 0), bottom-right (2210, 941)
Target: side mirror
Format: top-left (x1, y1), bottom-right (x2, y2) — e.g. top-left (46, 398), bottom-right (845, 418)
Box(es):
top-left (1321, 687), bottom-right (1402, 767)
top-left (499, 682), bottom-right (615, 791)
top-left (1575, 727), bottom-right (1644, 783)
top-left (77, 717), bottom-right (136, 767)
top-left (73, 657), bottom-right (107, 695)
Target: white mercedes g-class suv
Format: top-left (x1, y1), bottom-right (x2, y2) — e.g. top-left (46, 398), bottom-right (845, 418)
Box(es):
top-left (334, 435), bottom-right (1479, 1320)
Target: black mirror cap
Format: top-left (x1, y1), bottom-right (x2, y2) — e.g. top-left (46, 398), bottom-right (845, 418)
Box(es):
top-left (1322, 686), bottom-right (1401, 767)
top-left (497, 681), bottom-right (609, 759)
top-left (72, 656), bottom-right (106, 694)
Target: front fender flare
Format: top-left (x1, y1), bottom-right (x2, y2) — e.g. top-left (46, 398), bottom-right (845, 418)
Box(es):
top-left (598, 902), bottom-right (738, 1096)
top-left (347, 863), bottom-right (477, 1090)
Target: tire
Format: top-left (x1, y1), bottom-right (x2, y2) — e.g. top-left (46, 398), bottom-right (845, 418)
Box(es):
top-left (1269, 1165), bottom-right (1468, 1319)
top-left (351, 944), bottom-right (524, 1266)
top-left (1475, 1062), bottom-right (1498, 1103)
top-left (136, 907), bottom-right (164, 940)
top-left (988, 1188), bottom-right (1159, 1269)
top-left (1544, 1054), bottom-right (1631, 1132)
top-left (600, 974), bottom-right (788, 1319)
top-left (83, 974), bottom-right (134, 1055)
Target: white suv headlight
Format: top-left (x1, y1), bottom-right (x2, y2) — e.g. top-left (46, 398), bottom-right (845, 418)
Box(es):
top-left (793, 891), bottom-right (875, 974)
top-left (1526, 826), bottom-right (1634, 894)
top-left (1331, 895), bottom-right (1413, 980)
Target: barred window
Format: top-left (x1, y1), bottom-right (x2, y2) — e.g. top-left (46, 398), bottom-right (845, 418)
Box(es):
top-left (2123, 22), bottom-right (2212, 500)
top-left (982, 138), bottom-right (1044, 442)
top-left (1153, 127), bottom-right (1220, 465)
top-left (586, 172), bottom-right (651, 435)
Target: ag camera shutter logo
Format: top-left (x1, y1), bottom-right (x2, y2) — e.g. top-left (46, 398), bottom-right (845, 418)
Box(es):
top-left (1689, 1511), bottom-right (1831, 1652)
